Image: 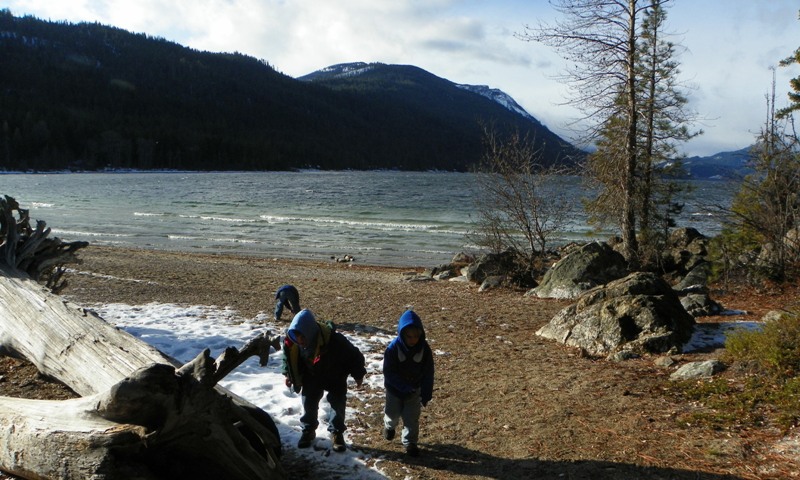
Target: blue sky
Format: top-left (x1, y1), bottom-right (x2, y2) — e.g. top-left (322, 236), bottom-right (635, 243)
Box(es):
top-left (4, 0), bottom-right (799, 157)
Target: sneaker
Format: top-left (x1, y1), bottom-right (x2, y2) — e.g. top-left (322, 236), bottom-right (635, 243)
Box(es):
top-left (383, 428), bottom-right (396, 440)
top-left (297, 430), bottom-right (316, 448)
top-left (405, 444), bottom-right (420, 457)
top-left (331, 431), bottom-right (346, 452)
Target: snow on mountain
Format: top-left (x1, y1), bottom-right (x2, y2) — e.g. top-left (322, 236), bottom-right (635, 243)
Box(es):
top-left (302, 63), bottom-right (540, 126)
top-left (301, 62), bottom-right (376, 81)
top-left (455, 84), bottom-right (541, 125)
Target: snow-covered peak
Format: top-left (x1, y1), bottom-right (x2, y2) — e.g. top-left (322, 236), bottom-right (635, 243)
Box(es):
top-left (455, 84), bottom-right (540, 125)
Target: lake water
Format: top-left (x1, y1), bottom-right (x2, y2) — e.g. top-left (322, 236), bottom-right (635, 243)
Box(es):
top-left (0, 171), bottom-right (734, 267)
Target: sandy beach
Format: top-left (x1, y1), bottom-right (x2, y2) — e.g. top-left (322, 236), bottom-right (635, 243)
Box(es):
top-left (5, 245), bottom-right (800, 479)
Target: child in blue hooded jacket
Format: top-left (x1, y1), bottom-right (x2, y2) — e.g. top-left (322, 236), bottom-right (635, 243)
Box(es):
top-left (382, 309), bottom-right (434, 457)
top-left (282, 309), bottom-right (366, 452)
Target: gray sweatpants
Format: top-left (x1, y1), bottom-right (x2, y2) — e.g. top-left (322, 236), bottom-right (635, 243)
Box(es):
top-left (383, 389), bottom-right (421, 446)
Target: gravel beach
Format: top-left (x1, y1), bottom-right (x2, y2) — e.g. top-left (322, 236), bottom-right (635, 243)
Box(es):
top-left (3, 245), bottom-right (799, 479)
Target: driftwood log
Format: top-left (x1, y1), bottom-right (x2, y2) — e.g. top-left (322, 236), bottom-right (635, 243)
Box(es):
top-left (0, 196), bottom-right (285, 479)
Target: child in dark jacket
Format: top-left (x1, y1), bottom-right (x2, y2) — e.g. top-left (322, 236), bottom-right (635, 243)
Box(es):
top-left (274, 284), bottom-right (300, 321)
top-left (282, 309), bottom-right (366, 452)
top-left (382, 309), bottom-right (434, 457)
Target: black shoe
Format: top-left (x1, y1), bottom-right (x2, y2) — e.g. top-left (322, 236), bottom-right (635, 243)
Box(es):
top-left (297, 430), bottom-right (316, 448)
top-left (383, 428), bottom-right (396, 440)
top-left (331, 432), bottom-right (346, 452)
top-left (405, 444), bottom-right (420, 457)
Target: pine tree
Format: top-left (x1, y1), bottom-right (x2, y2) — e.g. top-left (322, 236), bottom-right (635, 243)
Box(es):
top-left (634, 0), bottom-right (698, 266)
top-left (724, 73), bottom-right (800, 281)
top-left (523, 1), bottom-right (698, 268)
top-left (779, 9), bottom-right (800, 118)
top-left (518, 0), bottom-right (646, 265)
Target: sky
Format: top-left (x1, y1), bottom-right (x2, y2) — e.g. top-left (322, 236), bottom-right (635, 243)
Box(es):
top-left (86, 291), bottom-right (751, 478)
top-left (4, 0), bottom-right (799, 157)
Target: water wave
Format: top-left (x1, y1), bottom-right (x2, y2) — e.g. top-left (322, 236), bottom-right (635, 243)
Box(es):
top-left (0, 171), bottom-right (735, 267)
top-left (179, 214), bottom-right (258, 223)
top-left (264, 214), bottom-right (466, 234)
top-left (167, 234), bottom-right (200, 240)
top-left (134, 212), bottom-right (166, 217)
top-left (206, 237), bottom-right (259, 244)
top-left (51, 228), bottom-right (133, 238)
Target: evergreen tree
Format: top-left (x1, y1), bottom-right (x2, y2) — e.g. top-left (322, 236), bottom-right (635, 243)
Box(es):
top-left (633, 0), bottom-right (698, 266)
top-left (519, 0), bottom-right (646, 265)
top-left (522, 1), bottom-right (698, 266)
top-left (530, 0), bottom-right (695, 268)
top-left (779, 9), bottom-right (800, 118)
top-left (722, 73), bottom-right (800, 281)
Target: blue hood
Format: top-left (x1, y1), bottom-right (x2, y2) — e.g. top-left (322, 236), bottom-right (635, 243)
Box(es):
top-left (397, 310), bottom-right (425, 347)
top-left (288, 309), bottom-right (319, 354)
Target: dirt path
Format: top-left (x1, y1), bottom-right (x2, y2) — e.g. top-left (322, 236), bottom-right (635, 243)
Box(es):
top-left (3, 246), bottom-right (799, 479)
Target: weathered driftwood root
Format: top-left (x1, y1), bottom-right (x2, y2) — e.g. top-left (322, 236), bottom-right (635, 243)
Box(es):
top-left (0, 396), bottom-right (156, 479)
top-left (177, 333), bottom-right (280, 386)
top-left (0, 265), bottom-right (285, 479)
top-left (97, 352), bottom-right (282, 479)
top-left (0, 194), bottom-right (88, 293)
top-left (1, 348), bottom-right (284, 479)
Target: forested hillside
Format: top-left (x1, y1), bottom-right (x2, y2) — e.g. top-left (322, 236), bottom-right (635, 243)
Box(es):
top-left (0, 11), bottom-right (583, 172)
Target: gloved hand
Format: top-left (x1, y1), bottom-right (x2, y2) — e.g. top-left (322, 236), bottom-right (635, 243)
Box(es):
top-left (284, 377), bottom-right (292, 388)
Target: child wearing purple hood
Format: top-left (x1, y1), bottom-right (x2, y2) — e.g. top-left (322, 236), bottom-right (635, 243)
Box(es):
top-left (282, 309), bottom-right (366, 452)
top-left (382, 309), bottom-right (434, 457)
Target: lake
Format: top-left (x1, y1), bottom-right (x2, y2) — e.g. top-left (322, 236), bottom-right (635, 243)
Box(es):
top-left (0, 171), bottom-right (734, 267)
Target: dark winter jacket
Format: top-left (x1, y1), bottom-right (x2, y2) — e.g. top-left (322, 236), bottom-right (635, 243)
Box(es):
top-left (383, 310), bottom-right (435, 405)
top-left (282, 309), bottom-right (366, 393)
top-left (275, 284), bottom-right (299, 301)
top-left (274, 284), bottom-right (300, 317)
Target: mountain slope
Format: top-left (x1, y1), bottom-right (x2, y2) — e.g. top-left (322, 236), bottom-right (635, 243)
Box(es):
top-left (0, 11), bottom-right (582, 172)
top-left (683, 147), bottom-right (753, 179)
top-left (298, 62), bottom-right (584, 169)
top-left (454, 83), bottom-right (541, 122)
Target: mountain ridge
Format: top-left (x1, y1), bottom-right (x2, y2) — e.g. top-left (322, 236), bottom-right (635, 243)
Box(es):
top-left (297, 61), bottom-right (581, 169)
top-left (299, 62), bottom-right (542, 123)
top-left (682, 146), bottom-right (753, 179)
top-left (0, 12), bottom-right (583, 172)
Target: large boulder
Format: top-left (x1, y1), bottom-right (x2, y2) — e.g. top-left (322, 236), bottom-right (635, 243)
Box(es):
top-left (672, 262), bottom-right (711, 294)
top-left (528, 241), bottom-right (628, 299)
top-left (755, 226), bottom-right (800, 277)
top-left (415, 252), bottom-right (475, 282)
top-left (670, 360), bottom-right (725, 380)
top-left (464, 250), bottom-right (517, 284)
top-left (668, 240), bottom-right (723, 317)
top-left (662, 227), bottom-right (708, 275)
top-left (536, 272), bottom-right (695, 356)
top-left (680, 293), bottom-right (723, 317)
